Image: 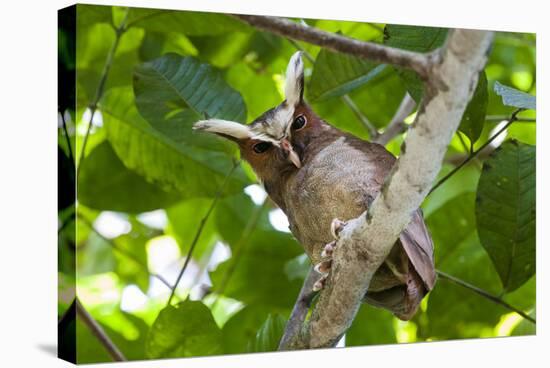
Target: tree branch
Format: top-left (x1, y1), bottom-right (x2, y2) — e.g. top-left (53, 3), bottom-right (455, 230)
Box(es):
top-left (284, 29), bottom-right (494, 349)
top-left (76, 299), bottom-right (126, 361)
top-left (279, 267), bottom-right (319, 350)
top-left (374, 92), bottom-right (416, 145)
top-left (232, 14), bottom-right (432, 78)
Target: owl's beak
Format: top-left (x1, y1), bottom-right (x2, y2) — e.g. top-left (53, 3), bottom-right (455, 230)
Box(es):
top-left (280, 138), bottom-right (301, 168)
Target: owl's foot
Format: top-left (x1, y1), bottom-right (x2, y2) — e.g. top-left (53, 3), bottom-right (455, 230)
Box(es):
top-left (312, 218), bottom-right (347, 291)
top-left (312, 274), bottom-right (328, 291)
top-left (330, 218), bottom-right (347, 239)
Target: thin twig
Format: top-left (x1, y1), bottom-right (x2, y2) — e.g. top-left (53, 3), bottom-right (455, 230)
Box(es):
top-left (76, 9), bottom-right (129, 180)
top-left (286, 38), bottom-right (378, 138)
top-left (233, 14), bottom-right (432, 77)
top-left (374, 92), bottom-right (416, 145)
top-left (166, 161), bottom-right (241, 306)
top-left (436, 270), bottom-right (536, 324)
top-left (428, 108), bottom-right (523, 196)
top-left (341, 95), bottom-right (378, 138)
top-left (79, 215), bottom-right (173, 290)
top-left (76, 299), bottom-right (127, 361)
top-left (486, 115), bottom-right (535, 123)
top-left (60, 112), bottom-right (75, 170)
top-left (279, 267), bottom-right (319, 350)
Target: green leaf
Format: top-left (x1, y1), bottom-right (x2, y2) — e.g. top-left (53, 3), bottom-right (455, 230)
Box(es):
top-left (511, 310), bottom-right (536, 336)
top-left (225, 62), bottom-right (282, 121)
top-left (77, 4), bottom-right (113, 28)
top-left (58, 146), bottom-right (75, 211)
top-left (102, 87), bottom-right (250, 198)
top-left (146, 301), bottom-right (222, 359)
top-left (78, 141), bottom-right (182, 213)
top-left (346, 304), bottom-right (396, 346)
top-left (476, 140), bottom-right (536, 292)
top-left (134, 55), bottom-right (247, 146)
top-left (383, 25), bottom-right (447, 102)
top-left (308, 47), bottom-right (385, 102)
top-left (494, 81), bottom-right (536, 110)
top-left (459, 72), bottom-right (488, 144)
top-left (221, 306), bottom-right (272, 354)
top-left (249, 314), bottom-right (286, 352)
top-left (127, 8), bottom-right (251, 36)
top-left (426, 193), bottom-right (477, 264)
top-left (425, 233), bottom-right (505, 339)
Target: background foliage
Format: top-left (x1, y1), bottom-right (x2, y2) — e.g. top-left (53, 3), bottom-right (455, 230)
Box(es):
top-left (58, 4), bottom-right (536, 363)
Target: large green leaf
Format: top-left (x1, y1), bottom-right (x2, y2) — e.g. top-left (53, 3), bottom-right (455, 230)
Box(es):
top-left (225, 61), bottom-right (282, 121)
top-left (146, 301), bottom-right (222, 359)
top-left (78, 141), bottom-right (182, 213)
top-left (494, 81), bottom-right (536, 110)
top-left (76, 4), bottom-right (113, 28)
top-left (308, 47), bottom-right (385, 102)
top-left (425, 233), bottom-right (506, 339)
top-left (475, 140), bottom-right (536, 292)
top-left (102, 88), bottom-right (250, 198)
top-left (346, 304), bottom-right (396, 346)
top-left (249, 314), bottom-right (286, 352)
top-left (459, 72), bottom-right (488, 144)
top-left (383, 24), bottom-right (448, 102)
top-left (426, 193), bottom-right (477, 264)
top-left (127, 8), bottom-right (251, 36)
top-left (221, 305), bottom-right (273, 354)
top-left (134, 54), bottom-right (247, 149)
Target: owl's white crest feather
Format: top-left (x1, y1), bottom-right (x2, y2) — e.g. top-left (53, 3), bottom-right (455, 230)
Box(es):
top-left (285, 51), bottom-right (304, 107)
top-left (193, 119), bottom-right (252, 140)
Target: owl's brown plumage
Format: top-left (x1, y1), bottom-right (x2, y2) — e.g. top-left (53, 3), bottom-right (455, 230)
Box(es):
top-left (194, 51), bottom-right (435, 320)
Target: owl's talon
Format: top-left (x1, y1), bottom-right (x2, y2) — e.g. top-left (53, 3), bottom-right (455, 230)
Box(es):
top-left (314, 259), bottom-right (332, 274)
top-left (330, 218), bottom-right (347, 239)
top-left (321, 240), bottom-right (336, 258)
top-left (312, 274), bottom-right (328, 291)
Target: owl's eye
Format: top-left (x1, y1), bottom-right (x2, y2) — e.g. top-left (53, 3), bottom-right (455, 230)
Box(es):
top-left (292, 115), bottom-right (306, 130)
top-left (253, 141), bottom-right (272, 154)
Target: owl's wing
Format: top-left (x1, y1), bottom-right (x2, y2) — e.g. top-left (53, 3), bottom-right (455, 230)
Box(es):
top-left (399, 210), bottom-right (436, 290)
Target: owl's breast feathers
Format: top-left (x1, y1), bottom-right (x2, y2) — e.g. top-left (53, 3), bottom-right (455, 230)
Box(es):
top-left (276, 126), bottom-right (436, 293)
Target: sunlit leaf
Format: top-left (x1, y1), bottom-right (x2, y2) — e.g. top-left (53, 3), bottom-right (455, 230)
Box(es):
top-left (146, 301), bottom-right (222, 359)
top-left (476, 140), bottom-right (536, 292)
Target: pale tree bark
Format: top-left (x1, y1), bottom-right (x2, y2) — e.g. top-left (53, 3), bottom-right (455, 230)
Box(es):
top-left (277, 28), bottom-right (494, 349)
